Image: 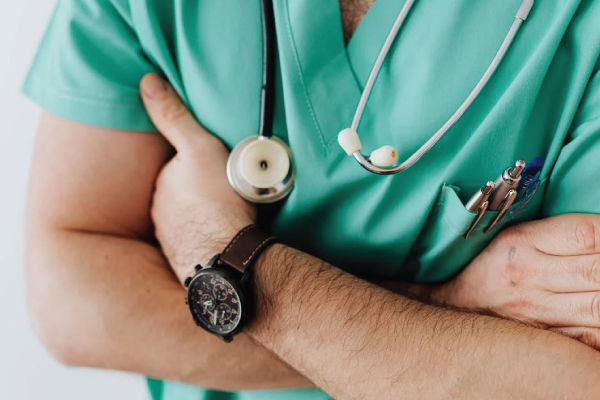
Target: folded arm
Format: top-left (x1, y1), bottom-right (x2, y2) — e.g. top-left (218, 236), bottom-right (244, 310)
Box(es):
top-left (382, 214), bottom-right (600, 350)
top-left (244, 243), bottom-right (600, 399)
top-left (141, 75), bottom-right (600, 399)
top-left (27, 77), bottom-right (600, 396)
top-left (25, 112), bottom-right (311, 391)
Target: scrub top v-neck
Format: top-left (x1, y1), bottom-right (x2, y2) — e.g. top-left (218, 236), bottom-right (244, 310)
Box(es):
top-left (23, 0), bottom-right (600, 399)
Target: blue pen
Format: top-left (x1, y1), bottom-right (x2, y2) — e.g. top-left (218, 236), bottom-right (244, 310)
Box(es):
top-left (516, 157), bottom-right (544, 202)
top-left (510, 157), bottom-right (544, 219)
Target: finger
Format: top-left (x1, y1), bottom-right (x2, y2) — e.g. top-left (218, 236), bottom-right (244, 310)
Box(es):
top-left (549, 327), bottom-right (600, 351)
top-left (513, 214), bottom-right (600, 256)
top-left (140, 73), bottom-right (210, 151)
top-left (531, 292), bottom-right (600, 328)
top-left (538, 253), bottom-right (600, 293)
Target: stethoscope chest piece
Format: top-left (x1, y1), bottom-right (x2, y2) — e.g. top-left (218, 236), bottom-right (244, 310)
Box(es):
top-left (227, 135), bottom-right (294, 203)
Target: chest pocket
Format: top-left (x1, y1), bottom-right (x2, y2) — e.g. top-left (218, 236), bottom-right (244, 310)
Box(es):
top-left (408, 178), bottom-right (548, 283)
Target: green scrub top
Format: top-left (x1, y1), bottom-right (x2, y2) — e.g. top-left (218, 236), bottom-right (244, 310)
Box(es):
top-left (23, 0), bottom-right (600, 399)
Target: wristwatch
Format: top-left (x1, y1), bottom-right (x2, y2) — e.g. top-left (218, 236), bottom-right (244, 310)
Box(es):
top-left (184, 224), bottom-right (277, 342)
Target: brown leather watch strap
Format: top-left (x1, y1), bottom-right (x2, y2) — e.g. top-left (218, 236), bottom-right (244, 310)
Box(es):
top-left (219, 225), bottom-right (277, 275)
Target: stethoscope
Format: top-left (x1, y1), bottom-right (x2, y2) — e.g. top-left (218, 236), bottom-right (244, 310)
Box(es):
top-left (227, 0), bottom-right (535, 203)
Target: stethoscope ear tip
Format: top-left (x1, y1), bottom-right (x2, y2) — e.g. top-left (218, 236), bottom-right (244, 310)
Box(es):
top-left (338, 128), bottom-right (362, 156)
top-left (370, 145), bottom-right (399, 167)
top-left (338, 128), bottom-right (399, 169)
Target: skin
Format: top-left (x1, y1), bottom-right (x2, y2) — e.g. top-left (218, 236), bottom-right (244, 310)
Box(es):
top-left (248, 246), bottom-right (600, 399)
top-left (140, 74), bottom-right (600, 398)
top-left (24, 4), bottom-right (600, 394)
top-left (430, 217), bottom-right (600, 346)
top-left (26, 87), bottom-right (600, 397)
top-left (339, 0), bottom-right (377, 43)
top-left (26, 80), bottom-right (600, 395)
top-left (381, 216), bottom-right (600, 349)
top-left (25, 112), bottom-right (310, 391)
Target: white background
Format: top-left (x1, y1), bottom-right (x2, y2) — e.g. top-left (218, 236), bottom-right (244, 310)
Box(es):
top-left (0, 1), bottom-right (147, 399)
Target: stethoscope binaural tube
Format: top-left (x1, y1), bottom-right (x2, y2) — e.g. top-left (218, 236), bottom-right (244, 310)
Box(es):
top-left (227, 0), bottom-right (295, 203)
top-left (228, 0), bottom-right (536, 204)
top-left (338, 0), bottom-right (536, 175)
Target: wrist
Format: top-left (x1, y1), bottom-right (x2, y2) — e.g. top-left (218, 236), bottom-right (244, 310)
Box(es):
top-left (183, 224), bottom-right (275, 342)
top-left (203, 218), bottom-right (256, 261)
top-left (167, 216), bottom-right (256, 284)
top-left (252, 243), bottom-right (289, 305)
top-left (246, 243), bottom-right (293, 339)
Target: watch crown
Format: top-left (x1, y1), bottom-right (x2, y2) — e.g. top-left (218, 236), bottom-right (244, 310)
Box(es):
top-left (194, 264), bottom-right (203, 273)
top-left (184, 297), bottom-right (188, 305)
top-left (184, 277), bottom-right (192, 288)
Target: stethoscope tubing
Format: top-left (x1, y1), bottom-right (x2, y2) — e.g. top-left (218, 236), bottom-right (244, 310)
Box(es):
top-left (259, 0), bottom-right (277, 139)
top-left (227, 0), bottom-right (535, 204)
top-left (351, 0), bottom-right (534, 175)
top-left (350, 0), bottom-right (416, 132)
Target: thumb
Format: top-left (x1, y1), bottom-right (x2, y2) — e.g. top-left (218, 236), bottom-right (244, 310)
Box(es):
top-left (140, 73), bottom-right (207, 151)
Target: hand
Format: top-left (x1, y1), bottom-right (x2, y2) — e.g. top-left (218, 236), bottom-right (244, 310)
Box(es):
top-left (140, 73), bottom-right (256, 283)
top-left (435, 214), bottom-right (600, 349)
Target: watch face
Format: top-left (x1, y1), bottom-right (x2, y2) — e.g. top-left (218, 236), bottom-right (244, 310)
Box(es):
top-left (187, 269), bottom-right (243, 336)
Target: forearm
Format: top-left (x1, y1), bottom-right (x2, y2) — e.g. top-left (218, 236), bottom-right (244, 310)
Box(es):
top-left (374, 280), bottom-right (440, 304)
top-left (246, 244), bottom-right (600, 399)
top-left (26, 228), bottom-right (311, 391)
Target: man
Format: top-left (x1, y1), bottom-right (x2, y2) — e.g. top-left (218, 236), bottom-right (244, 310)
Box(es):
top-left (24, 0), bottom-right (600, 399)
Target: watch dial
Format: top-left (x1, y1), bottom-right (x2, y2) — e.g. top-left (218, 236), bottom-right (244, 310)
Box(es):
top-left (213, 284), bottom-right (229, 301)
top-left (189, 271), bottom-right (242, 335)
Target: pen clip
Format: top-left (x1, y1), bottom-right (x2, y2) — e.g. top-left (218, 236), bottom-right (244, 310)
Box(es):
top-left (464, 200), bottom-right (490, 240)
top-left (484, 189), bottom-right (517, 234)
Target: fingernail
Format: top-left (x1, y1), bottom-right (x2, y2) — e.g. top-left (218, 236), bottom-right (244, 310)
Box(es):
top-left (142, 74), bottom-right (168, 99)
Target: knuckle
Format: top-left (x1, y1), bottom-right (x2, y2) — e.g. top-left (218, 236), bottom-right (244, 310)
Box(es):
top-left (500, 295), bottom-right (535, 321)
top-left (502, 259), bottom-right (526, 286)
top-left (591, 333), bottom-right (600, 350)
top-left (590, 293), bottom-right (600, 322)
top-left (499, 246), bottom-right (532, 286)
top-left (572, 220), bottom-right (600, 252)
top-left (583, 257), bottom-right (600, 287)
top-left (575, 330), bottom-right (600, 350)
top-left (159, 98), bottom-right (189, 125)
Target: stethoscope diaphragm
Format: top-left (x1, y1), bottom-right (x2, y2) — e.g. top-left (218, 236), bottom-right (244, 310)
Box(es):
top-left (227, 136), bottom-right (294, 203)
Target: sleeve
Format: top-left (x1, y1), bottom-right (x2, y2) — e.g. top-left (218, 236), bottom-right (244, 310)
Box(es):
top-left (542, 60), bottom-right (600, 216)
top-left (22, 0), bottom-right (158, 131)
